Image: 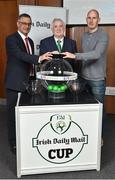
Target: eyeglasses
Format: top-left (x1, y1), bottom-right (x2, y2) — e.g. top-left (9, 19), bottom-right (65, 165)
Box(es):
top-left (18, 21), bottom-right (32, 26)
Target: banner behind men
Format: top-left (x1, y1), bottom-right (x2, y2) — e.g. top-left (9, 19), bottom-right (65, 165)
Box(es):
top-left (19, 5), bottom-right (66, 55)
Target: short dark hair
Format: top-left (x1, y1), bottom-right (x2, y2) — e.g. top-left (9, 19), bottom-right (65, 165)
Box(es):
top-left (18, 13), bottom-right (31, 21)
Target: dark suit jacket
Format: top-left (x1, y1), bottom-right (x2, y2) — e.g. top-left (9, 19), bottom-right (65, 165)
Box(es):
top-left (5, 32), bottom-right (38, 91)
top-left (39, 35), bottom-right (77, 55)
top-left (39, 35), bottom-right (77, 72)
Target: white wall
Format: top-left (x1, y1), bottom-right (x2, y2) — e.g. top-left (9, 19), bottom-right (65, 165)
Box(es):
top-left (63, 0), bottom-right (115, 25)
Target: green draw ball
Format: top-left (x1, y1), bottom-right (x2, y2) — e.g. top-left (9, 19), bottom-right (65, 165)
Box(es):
top-left (64, 84), bottom-right (68, 90)
top-left (53, 85), bottom-right (58, 91)
top-left (60, 85), bottom-right (65, 91)
top-left (57, 87), bottom-right (61, 92)
top-left (48, 85), bottom-right (53, 91)
top-left (48, 84), bottom-right (69, 92)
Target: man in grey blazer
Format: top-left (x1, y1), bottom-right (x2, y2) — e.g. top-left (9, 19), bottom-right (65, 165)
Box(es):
top-left (62, 9), bottom-right (109, 143)
top-left (5, 13), bottom-right (52, 153)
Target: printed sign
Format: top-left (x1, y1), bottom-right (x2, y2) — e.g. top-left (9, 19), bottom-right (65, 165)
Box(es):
top-left (32, 113), bottom-right (88, 164)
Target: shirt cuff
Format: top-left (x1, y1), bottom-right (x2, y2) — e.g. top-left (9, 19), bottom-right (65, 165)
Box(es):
top-left (38, 57), bottom-right (41, 63)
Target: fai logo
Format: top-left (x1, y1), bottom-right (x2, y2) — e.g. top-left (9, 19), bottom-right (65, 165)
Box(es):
top-left (50, 114), bottom-right (71, 134)
top-left (32, 114), bottom-right (88, 164)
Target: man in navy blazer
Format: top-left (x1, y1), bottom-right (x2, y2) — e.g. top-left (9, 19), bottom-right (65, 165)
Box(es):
top-left (39, 18), bottom-right (77, 72)
top-left (5, 13), bottom-right (52, 153)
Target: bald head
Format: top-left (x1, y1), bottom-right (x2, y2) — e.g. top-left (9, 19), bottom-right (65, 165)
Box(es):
top-left (86, 9), bottom-right (100, 32)
top-left (87, 9), bottom-right (100, 18)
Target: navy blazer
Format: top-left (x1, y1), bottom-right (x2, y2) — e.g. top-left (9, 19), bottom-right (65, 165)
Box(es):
top-left (5, 32), bottom-right (38, 91)
top-left (39, 35), bottom-right (77, 71)
top-left (39, 35), bottom-right (77, 55)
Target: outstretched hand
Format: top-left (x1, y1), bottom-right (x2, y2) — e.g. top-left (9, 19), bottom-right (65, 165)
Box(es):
top-left (61, 52), bottom-right (76, 59)
top-left (39, 52), bottom-right (53, 62)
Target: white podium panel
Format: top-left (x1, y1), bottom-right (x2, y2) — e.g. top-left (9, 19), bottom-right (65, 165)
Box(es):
top-left (15, 102), bottom-right (102, 178)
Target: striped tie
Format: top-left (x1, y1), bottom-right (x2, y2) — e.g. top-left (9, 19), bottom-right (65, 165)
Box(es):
top-left (25, 37), bottom-right (31, 54)
top-left (25, 37), bottom-right (34, 76)
top-left (57, 40), bottom-right (62, 53)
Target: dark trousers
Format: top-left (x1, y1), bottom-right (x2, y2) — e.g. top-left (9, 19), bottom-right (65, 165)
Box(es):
top-left (6, 89), bottom-right (19, 147)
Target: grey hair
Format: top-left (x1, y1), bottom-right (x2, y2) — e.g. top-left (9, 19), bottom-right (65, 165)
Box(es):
top-left (51, 18), bottom-right (65, 28)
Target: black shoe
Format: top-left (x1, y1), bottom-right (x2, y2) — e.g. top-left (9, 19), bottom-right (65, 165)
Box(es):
top-left (101, 138), bottom-right (104, 147)
top-left (10, 145), bottom-right (16, 155)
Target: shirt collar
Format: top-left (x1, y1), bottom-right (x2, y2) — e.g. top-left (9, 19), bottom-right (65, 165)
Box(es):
top-left (18, 31), bottom-right (28, 41)
top-left (54, 36), bottom-right (64, 43)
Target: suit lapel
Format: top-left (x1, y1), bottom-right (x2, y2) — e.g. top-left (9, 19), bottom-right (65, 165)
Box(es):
top-left (28, 38), bottom-right (34, 54)
top-left (51, 36), bottom-right (59, 51)
top-left (16, 32), bottom-right (27, 52)
top-left (62, 37), bottom-right (66, 52)
top-left (16, 32), bottom-right (34, 54)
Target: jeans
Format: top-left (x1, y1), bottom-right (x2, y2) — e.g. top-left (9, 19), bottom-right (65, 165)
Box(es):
top-left (79, 77), bottom-right (106, 103)
top-left (79, 77), bottom-right (106, 137)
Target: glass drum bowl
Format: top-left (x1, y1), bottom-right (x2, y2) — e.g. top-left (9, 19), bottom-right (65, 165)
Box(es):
top-left (36, 54), bottom-right (78, 98)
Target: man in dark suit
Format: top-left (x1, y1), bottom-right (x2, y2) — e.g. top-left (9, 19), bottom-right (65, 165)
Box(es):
top-left (39, 18), bottom-right (77, 72)
top-left (5, 13), bottom-right (52, 153)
